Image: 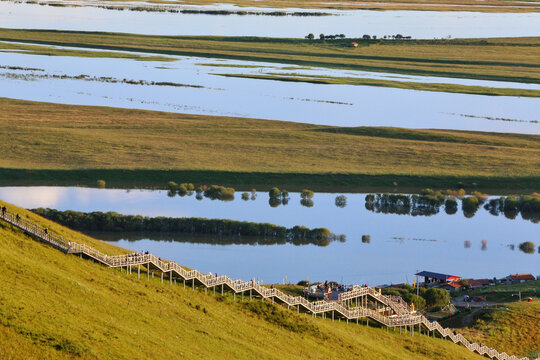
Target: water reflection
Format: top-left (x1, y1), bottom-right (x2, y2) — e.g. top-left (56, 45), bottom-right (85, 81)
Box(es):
top-left (1, 186), bottom-right (537, 284)
top-left (86, 231), bottom-right (342, 246)
top-left (365, 193), bottom-right (540, 223)
top-left (1, 52), bottom-right (540, 134)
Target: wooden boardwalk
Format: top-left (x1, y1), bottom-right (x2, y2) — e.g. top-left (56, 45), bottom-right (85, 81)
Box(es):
top-left (0, 208), bottom-right (535, 360)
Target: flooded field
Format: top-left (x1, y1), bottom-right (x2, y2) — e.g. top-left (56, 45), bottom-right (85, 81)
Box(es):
top-left (1, 51), bottom-right (539, 133)
top-left (1, 186), bottom-right (537, 285)
top-left (2, 2), bottom-right (540, 38)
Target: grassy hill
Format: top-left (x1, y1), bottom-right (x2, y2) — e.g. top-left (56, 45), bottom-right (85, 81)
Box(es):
top-left (0, 200), bottom-right (486, 359)
top-left (443, 302), bottom-right (540, 358)
top-left (1, 98), bottom-right (539, 192)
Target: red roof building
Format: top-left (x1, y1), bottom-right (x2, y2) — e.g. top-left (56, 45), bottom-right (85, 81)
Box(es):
top-left (441, 282), bottom-right (462, 292)
top-left (507, 273), bottom-right (535, 282)
top-left (467, 279), bottom-right (491, 288)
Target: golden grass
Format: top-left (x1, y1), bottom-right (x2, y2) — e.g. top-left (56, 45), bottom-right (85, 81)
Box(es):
top-left (456, 302), bottom-right (540, 358)
top-left (0, 98), bottom-right (539, 184)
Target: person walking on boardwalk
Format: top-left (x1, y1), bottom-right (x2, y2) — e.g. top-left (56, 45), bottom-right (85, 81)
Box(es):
top-left (1, 206), bottom-right (6, 217)
top-left (15, 214), bottom-right (20, 223)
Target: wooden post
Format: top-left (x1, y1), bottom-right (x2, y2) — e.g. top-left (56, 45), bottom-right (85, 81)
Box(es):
top-left (170, 273), bottom-right (172, 285)
top-left (192, 278), bottom-right (195, 290)
top-left (250, 289), bottom-right (252, 301)
top-left (147, 267), bottom-right (149, 280)
top-left (221, 284), bottom-right (224, 295)
top-left (213, 286), bottom-right (216, 295)
top-left (183, 279), bottom-right (185, 289)
top-left (332, 311), bottom-right (334, 321)
top-left (161, 272), bottom-right (163, 283)
top-left (234, 293), bottom-right (236, 301)
top-left (138, 265), bottom-right (140, 279)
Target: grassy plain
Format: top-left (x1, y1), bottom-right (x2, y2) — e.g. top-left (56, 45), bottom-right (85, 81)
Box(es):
top-left (0, 29), bottom-right (539, 84)
top-left (0, 200), bottom-right (488, 360)
top-left (0, 98), bottom-right (539, 191)
top-left (216, 73), bottom-right (540, 97)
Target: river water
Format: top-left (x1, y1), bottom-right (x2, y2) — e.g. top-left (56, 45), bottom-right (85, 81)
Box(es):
top-left (1, 51), bottom-right (538, 133)
top-left (2, 2), bottom-right (540, 38)
top-left (0, 186), bottom-right (537, 285)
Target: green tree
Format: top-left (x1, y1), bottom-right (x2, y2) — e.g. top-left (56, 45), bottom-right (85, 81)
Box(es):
top-left (519, 241), bottom-right (535, 254)
top-left (167, 181), bottom-right (178, 191)
top-left (301, 189), bottom-right (314, 200)
top-left (424, 288), bottom-right (450, 309)
top-left (269, 187), bottom-right (281, 198)
top-left (306, 33), bottom-right (314, 40)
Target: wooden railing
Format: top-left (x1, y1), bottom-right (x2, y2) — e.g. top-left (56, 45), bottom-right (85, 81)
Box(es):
top-left (0, 208), bottom-right (534, 360)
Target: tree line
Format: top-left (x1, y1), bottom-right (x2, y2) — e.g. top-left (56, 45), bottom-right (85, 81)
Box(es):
top-left (32, 208), bottom-right (345, 243)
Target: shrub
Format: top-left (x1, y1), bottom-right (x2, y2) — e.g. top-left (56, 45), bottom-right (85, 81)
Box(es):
top-left (177, 184), bottom-right (187, 196)
top-left (335, 195), bottom-right (347, 208)
top-left (301, 189), bottom-right (314, 199)
top-left (167, 181), bottom-right (178, 191)
top-left (96, 180), bottom-right (106, 188)
top-left (519, 241), bottom-right (535, 254)
top-left (204, 185), bottom-right (235, 201)
top-left (361, 235), bottom-right (370, 243)
top-left (300, 199), bottom-right (314, 207)
top-left (241, 192), bottom-right (250, 201)
top-left (269, 187), bottom-right (281, 198)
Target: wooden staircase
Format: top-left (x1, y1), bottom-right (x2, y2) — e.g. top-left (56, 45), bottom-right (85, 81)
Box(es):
top-left (0, 208), bottom-right (535, 360)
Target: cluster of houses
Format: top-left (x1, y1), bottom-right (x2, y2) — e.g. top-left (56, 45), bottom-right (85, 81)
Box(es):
top-left (414, 271), bottom-right (537, 293)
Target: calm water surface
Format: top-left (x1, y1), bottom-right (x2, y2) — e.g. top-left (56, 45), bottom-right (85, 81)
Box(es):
top-left (2, 2), bottom-right (540, 38)
top-left (1, 52), bottom-right (538, 133)
top-left (1, 186), bottom-right (537, 286)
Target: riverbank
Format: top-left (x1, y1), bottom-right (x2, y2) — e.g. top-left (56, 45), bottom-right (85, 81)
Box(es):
top-left (0, 98), bottom-right (539, 192)
top-left (0, 29), bottom-right (538, 84)
top-left (216, 73), bottom-right (540, 97)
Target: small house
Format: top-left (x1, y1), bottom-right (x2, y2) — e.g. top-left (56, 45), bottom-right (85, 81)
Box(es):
top-left (507, 273), bottom-right (535, 283)
top-left (441, 282), bottom-right (462, 293)
top-left (351, 42), bottom-right (359, 47)
top-left (415, 271), bottom-right (460, 285)
top-left (467, 279), bottom-right (491, 289)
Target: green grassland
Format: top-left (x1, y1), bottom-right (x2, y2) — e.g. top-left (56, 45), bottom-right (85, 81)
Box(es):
top-left (0, 200), bottom-right (488, 359)
top-left (445, 302), bottom-right (540, 358)
top-left (454, 281), bottom-right (540, 303)
top-left (0, 41), bottom-right (176, 61)
top-left (216, 73), bottom-right (540, 97)
top-left (1, 98), bottom-right (539, 191)
top-left (0, 29), bottom-right (539, 84)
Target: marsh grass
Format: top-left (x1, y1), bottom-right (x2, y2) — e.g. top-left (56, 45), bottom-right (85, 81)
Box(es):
top-left (215, 72), bottom-right (540, 97)
top-left (0, 29), bottom-right (539, 83)
top-left (0, 40), bottom-right (176, 61)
